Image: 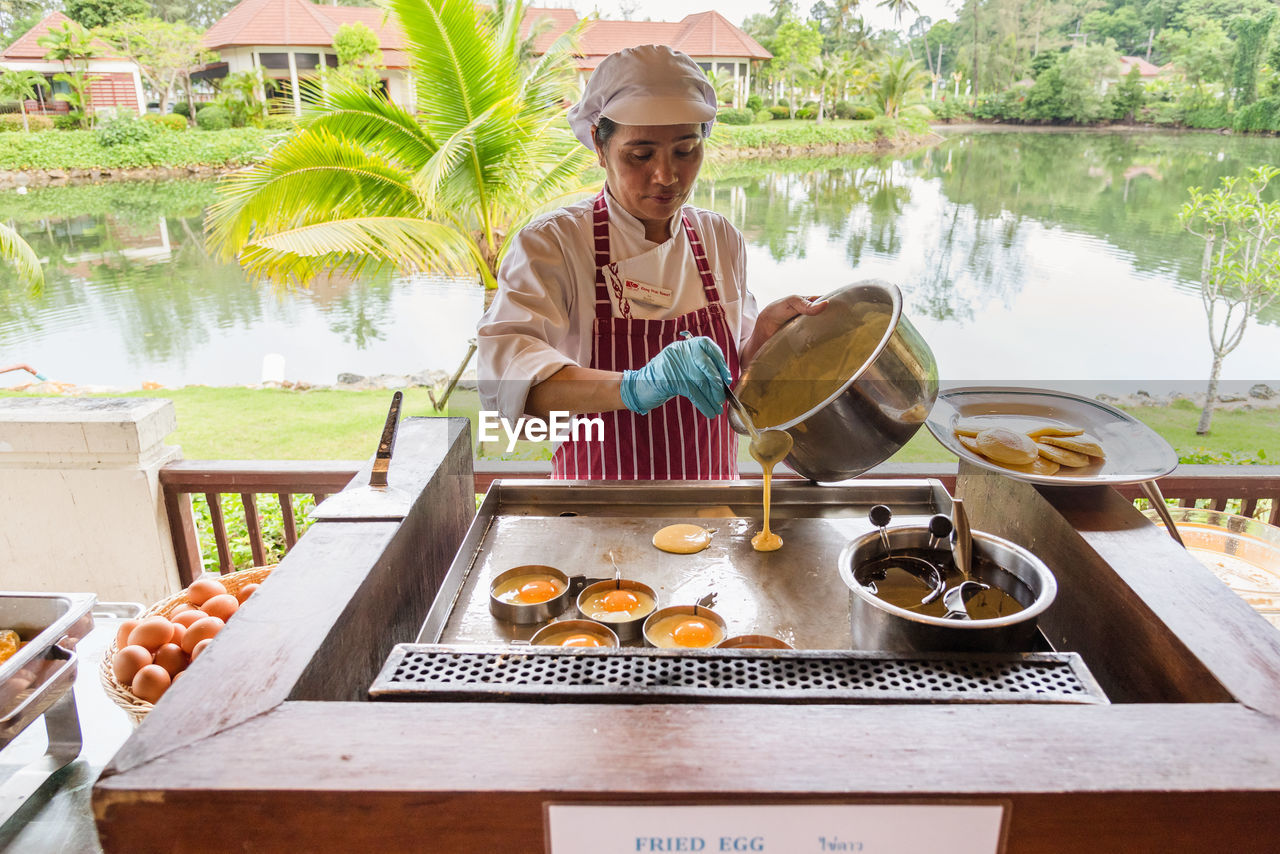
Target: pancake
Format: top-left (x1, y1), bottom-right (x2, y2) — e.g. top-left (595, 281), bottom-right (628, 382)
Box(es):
top-left (652, 523), bottom-right (712, 554)
top-left (1026, 424), bottom-right (1085, 439)
top-left (974, 427), bottom-right (1039, 465)
top-left (1001, 456), bottom-right (1061, 476)
top-left (1036, 441), bottom-right (1091, 467)
top-left (1041, 433), bottom-right (1105, 458)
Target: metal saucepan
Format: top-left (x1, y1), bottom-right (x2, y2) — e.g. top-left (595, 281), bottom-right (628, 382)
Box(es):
top-left (731, 280), bottom-right (938, 482)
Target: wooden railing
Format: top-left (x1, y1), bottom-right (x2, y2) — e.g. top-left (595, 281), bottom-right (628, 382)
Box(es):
top-left (160, 460), bottom-right (1280, 585)
top-left (160, 461), bottom-right (360, 585)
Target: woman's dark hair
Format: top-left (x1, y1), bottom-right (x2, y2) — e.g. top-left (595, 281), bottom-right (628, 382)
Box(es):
top-left (594, 115), bottom-right (711, 150)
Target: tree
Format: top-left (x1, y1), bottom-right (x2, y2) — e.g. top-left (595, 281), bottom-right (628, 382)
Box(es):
top-left (38, 19), bottom-right (100, 128)
top-left (0, 223), bottom-right (43, 292)
top-left (101, 17), bottom-right (206, 115)
top-left (1112, 63), bottom-right (1145, 122)
top-left (1229, 8), bottom-right (1277, 108)
top-left (801, 54), bottom-right (840, 123)
top-left (870, 53), bottom-right (929, 119)
top-left (331, 21), bottom-right (383, 92)
top-left (772, 16), bottom-right (822, 116)
top-left (66, 0), bottom-right (147, 29)
top-left (1179, 166), bottom-right (1280, 434)
top-left (207, 0), bottom-right (595, 294)
top-left (0, 69), bottom-right (49, 132)
top-left (877, 0), bottom-right (919, 27)
top-left (1158, 16), bottom-right (1232, 89)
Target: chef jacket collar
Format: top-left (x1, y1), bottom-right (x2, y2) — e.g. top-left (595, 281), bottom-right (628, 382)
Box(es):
top-left (604, 185), bottom-right (679, 245)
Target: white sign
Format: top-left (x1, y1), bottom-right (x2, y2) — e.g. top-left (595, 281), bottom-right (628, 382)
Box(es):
top-left (546, 803), bottom-right (1006, 854)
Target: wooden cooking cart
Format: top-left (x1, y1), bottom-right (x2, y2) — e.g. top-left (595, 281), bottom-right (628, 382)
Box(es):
top-left (92, 418), bottom-right (1280, 852)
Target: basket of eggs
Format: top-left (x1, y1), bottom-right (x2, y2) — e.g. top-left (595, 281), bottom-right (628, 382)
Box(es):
top-left (100, 566), bottom-right (271, 723)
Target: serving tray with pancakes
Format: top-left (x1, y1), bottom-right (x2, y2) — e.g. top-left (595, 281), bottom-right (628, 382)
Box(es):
top-left (925, 386), bottom-right (1178, 486)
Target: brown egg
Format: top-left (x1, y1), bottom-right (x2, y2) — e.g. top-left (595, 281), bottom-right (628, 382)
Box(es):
top-left (201, 593), bottom-right (239, 622)
top-left (112, 645), bottom-right (153, 685)
top-left (173, 609), bottom-right (206, 629)
top-left (235, 583), bottom-right (259, 604)
top-left (115, 619), bottom-right (140, 650)
top-left (169, 622), bottom-right (187, 648)
top-left (131, 664), bottom-right (171, 703)
top-left (170, 603), bottom-right (195, 616)
top-left (190, 637), bottom-right (213, 661)
top-left (128, 616), bottom-right (175, 652)
top-left (186, 578), bottom-right (228, 607)
top-left (180, 616), bottom-right (224, 655)
top-left (154, 643), bottom-right (188, 677)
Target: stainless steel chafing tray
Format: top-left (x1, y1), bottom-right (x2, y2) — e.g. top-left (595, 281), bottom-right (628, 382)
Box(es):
top-left (417, 479), bottom-right (954, 649)
top-left (383, 481), bottom-right (1107, 706)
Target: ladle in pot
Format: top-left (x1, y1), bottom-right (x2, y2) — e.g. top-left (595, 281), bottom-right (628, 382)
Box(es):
top-left (726, 383), bottom-right (793, 465)
top-left (864, 505), bottom-right (946, 606)
top-left (944, 498), bottom-right (989, 617)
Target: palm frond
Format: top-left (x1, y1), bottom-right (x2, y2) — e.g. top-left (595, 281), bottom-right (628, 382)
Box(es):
top-left (206, 128), bottom-right (421, 258)
top-left (239, 217), bottom-right (486, 286)
top-left (410, 101), bottom-right (504, 206)
top-left (302, 83), bottom-right (438, 167)
top-left (0, 222), bottom-right (44, 294)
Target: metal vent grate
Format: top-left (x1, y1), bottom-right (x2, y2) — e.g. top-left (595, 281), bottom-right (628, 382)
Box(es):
top-left (370, 645), bottom-right (1108, 705)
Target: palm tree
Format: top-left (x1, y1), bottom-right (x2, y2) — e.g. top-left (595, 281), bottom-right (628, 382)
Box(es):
top-left (0, 70), bottom-right (49, 132)
top-left (877, 0), bottom-right (920, 26)
top-left (207, 0), bottom-right (594, 294)
top-left (1, 223), bottom-right (44, 292)
top-left (802, 55), bottom-right (840, 123)
top-left (38, 20), bottom-right (101, 128)
top-left (870, 54), bottom-right (930, 119)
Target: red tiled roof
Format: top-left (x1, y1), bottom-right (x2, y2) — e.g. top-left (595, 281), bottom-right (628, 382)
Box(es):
top-left (1, 11), bottom-right (127, 61)
top-left (201, 2), bottom-right (769, 62)
top-left (1118, 55), bottom-right (1163, 77)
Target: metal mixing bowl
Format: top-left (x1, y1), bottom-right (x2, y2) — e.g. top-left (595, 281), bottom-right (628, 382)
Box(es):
top-left (732, 280), bottom-right (937, 482)
top-left (837, 526), bottom-right (1057, 653)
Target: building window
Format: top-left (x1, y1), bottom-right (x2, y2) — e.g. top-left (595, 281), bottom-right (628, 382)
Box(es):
top-left (325, 54), bottom-right (338, 68)
top-left (258, 52), bottom-right (290, 69)
top-left (697, 62), bottom-right (711, 73)
top-left (295, 53), bottom-right (320, 70)
top-left (717, 62), bottom-right (736, 76)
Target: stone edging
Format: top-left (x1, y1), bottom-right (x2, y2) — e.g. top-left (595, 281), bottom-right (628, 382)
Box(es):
top-left (0, 163), bottom-right (235, 189)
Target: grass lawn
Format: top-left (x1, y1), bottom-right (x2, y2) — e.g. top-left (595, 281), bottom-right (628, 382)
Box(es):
top-left (2, 387), bottom-right (1276, 465)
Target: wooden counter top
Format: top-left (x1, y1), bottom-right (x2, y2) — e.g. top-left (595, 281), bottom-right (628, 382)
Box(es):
top-left (93, 428), bottom-right (1280, 852)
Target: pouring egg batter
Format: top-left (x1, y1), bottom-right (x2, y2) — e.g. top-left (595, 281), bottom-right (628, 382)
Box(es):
top-left (647, 614), bottom-right (724, 648)
top-left (652, 523), bottom-right (712, 554)
top-left (492, 573), bottom-right (565, 605)
top-left (748, 429), bottom-right (791, 552)
top-left (580, 587), bottom-right (656, 622)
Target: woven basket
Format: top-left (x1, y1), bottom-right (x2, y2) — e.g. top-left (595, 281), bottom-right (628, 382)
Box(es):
top-left (100, 566), bottom-right (274, 724)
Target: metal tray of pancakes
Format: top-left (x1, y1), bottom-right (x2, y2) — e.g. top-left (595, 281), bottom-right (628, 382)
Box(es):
top-left (925, 386), bottom-right (1178, 486)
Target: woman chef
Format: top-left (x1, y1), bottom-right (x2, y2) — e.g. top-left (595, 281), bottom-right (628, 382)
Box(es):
top-left (477, 44), bottom-right (824, 480)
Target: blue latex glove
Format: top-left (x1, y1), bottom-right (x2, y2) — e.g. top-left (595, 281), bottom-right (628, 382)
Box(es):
top-left (619, 336), bottom-right (731, 419)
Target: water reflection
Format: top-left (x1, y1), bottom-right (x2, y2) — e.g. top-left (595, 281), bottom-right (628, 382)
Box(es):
top-left (3, 130), bottom-right (1279, 389)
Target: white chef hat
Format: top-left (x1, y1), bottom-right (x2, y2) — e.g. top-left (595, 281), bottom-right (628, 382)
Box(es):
top-left (567, 44), bottom-right (718, 151)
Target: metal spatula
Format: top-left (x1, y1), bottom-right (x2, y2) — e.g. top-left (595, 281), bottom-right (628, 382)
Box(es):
top-left (310, 391), bottom-right (414, 522)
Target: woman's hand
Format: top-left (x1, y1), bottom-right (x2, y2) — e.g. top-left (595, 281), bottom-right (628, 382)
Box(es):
top-left (741, 295), bottom-right (829, 365)
top-left (620, 336), bottom-right (731, 418)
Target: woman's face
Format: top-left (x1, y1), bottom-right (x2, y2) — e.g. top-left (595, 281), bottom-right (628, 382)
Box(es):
top-left (593, 122), bottom-right (704, 238)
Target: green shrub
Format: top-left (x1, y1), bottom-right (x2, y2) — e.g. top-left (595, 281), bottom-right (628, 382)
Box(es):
top-left (160, 112), bottom-right (188, 131)
top-left (262, 114), bottom-right (296, 131)
top-left (1139, 100), bottom-right (1181, 125)
top-left (717, 107), bottom-right (754, 125)
top-left (0, 114), bottom-right (54, 132)
top-left (1233, 96), bottom-right (1280, 132)
top-left (96, 114), bottom-right (157, 147)
top-left (926, 98), bottom-right (967, 121)
top-left (775, 98), bottom-right (789, 108)
top-left (754, 109), bottom-right (772, 123)
top-left (745, 94), bottom-right (763, 112)
top-left (974, 89), bottom-right (1027, 122)
top-left (832, 100), bottom-right (854, 119)
top-left (851, 105), bottom-right (876, 120)
top-left (170, 102), bottom-right (190, 118)
top-left (196, 104), bottom-right (231, 130)
top-left (802, 100), bottom-right (818, 110)
top-left (794, 107), bottom-right (817, 120)
top-left (768, 105), bottom-right (790, 120)
top-left (142, 112), bottom-right (165, 124)
top-left (0, 127), bottom-right (274, 169)
top-left (1183, 105), bottom-right (1232, 128)
top-left (52, 115), bottom-right (80, 130)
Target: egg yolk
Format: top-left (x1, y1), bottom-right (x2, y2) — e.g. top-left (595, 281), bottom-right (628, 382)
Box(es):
top-left (600, 589), bottom-right (640, 612)
top-left (671, 618), bottom-right (715, 648)
top-left (516, 579), bottom-right (558, 603)
top-left (559, 634), bottom-right (602, 647)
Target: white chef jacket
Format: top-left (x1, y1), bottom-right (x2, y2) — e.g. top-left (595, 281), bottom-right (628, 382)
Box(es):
top-left (477, 188), bottom-right (759, 422)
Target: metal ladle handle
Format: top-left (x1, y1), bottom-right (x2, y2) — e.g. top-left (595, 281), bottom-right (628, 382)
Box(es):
top-left (369, 391), bottom-right (403, 489)
top-left (1140, 479), bottom-right (1185, 547)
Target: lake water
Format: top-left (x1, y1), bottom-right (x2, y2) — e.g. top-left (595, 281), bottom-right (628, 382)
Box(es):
top-left (2, 129), bottom-right (1278, 395)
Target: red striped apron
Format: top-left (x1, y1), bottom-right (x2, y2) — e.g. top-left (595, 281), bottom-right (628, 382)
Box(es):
top-left (551, 191), bottom-right (741, 480)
